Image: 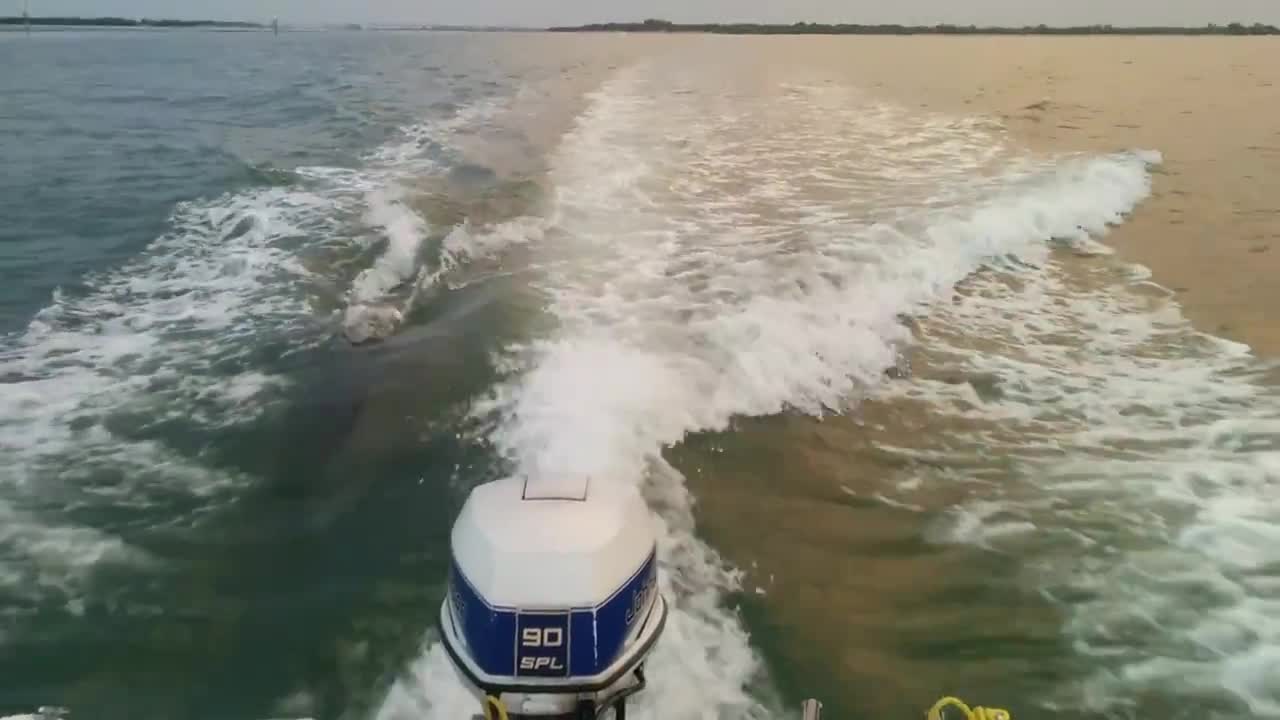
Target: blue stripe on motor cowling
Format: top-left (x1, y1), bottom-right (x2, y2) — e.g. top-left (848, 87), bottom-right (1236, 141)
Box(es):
top-left (449, 550), bottom-right (657, 679)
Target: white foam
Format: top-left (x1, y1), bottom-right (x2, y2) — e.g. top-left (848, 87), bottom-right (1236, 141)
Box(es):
top-left (350, 188), bottom-right (430, 305)
top-left (0, 183), bottom-right (332, 609)
top-left (0, 97), bottom-right (514, 609)
top-left (0, 185), bottom-right (330, 480)
top-left (338, 97), bottom-right (538, 344)
top-left (342, 187), bottom-right (430, 343)
top-left (377, 63), bottom-right (1160, 719)
top-left (374, 635), bottom-right (479, 720)
top-left (0, 499), bottom-right (150, 604)
top-left (873, 225), bottom-right (1280, 715)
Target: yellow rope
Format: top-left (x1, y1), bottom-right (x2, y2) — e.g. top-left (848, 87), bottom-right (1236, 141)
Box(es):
top-left (482, 690), bottom-right (1005, 720)
top-left (926, 696), bottom-right (1011, 720)
top-left (482, 695), bottom-right (509, 720)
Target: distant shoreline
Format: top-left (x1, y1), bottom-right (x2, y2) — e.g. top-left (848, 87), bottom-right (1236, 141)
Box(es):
top-left (5, 17), bottom-right (1279, 36)
top-left (550, 19), bottom-right (1280, 36)
top-left (0, 17), bottom-right (262, 28)
top-left (0, 17), bottom-right (531, 31)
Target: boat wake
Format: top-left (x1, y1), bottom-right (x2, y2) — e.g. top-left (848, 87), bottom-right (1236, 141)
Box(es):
top-left (0, 95), bottom-right (513, 620)
top-left (375, 60), bottom-right (1184, 720)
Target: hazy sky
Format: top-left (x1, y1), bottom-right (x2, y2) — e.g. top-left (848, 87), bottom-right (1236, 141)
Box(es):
top-left (13, 0), bottom-right (1280, 27)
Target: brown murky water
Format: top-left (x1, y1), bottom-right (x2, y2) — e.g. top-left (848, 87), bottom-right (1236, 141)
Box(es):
top-left (363, 34), bottom-right (1280, 720)
top-left (786, 36), bottom-right (1280, 353)
top-left (642, 35), bottom-right (1280, 720)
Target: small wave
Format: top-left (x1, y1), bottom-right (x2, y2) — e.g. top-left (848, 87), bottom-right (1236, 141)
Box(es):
top-left (342, 188), bottom-right (429, 343)
top-left (0, 710), bottom-right (69, 720)
top-left (878, 229), bottom-right (1279, 716)
top-left (0, 97), bottom-right (513, 612)
top-left (0, 499), bottom-right (151, 604)
top-left (338, 96), bottom-right (521, 344)
top-left (241, 163), bottom-right (305, 187)
top-left (1, 184), bottom-right (330, 474)
top-left (340, 207), bottom-right (547, 344)
top-left (0, 182), bottom-right (335, 608)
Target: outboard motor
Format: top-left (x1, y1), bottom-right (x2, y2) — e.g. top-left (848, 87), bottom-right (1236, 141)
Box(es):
top-left (440, 476), bottom-right (667, 719)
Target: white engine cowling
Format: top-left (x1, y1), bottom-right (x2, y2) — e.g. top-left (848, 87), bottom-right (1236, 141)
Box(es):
top-left (439, 476), bottom-right (667, 718)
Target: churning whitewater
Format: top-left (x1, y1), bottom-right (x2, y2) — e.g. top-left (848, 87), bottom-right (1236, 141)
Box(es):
top-left (5, 34), bottom-right (1278, 720)
top-left (0, 97), bottom-right (507, 607)
top-left (368, 60), bottom-right (1256, 720)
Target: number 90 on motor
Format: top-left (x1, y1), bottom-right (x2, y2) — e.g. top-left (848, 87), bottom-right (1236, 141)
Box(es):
top-left (515, 614), bottom-right (571, 678)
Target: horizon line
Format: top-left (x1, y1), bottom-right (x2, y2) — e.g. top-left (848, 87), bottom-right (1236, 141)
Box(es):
top-left (4, 16), bottom-right (1280, 33)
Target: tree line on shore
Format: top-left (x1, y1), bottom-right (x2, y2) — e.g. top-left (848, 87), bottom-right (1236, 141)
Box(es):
top-left (6, 16), bottom-right (1278, 35)
top-left (551, 19), bottom-right (1280, 35)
